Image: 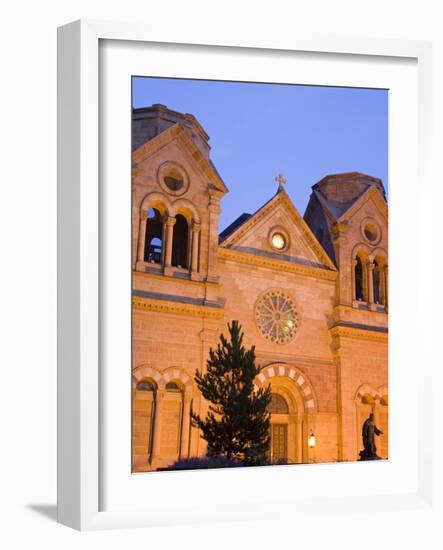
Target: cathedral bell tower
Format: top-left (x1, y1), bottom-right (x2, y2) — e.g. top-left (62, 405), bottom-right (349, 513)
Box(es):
top-left (132, 104), bottom-right (228, 294)
top-left (304, 172), bottom-right (388, 461)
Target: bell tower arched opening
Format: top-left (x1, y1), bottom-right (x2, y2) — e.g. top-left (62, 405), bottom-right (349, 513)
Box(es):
top-left (144, 208), bottom-right (163, 264)
top-left (171, 214), bottom-right (189, 268)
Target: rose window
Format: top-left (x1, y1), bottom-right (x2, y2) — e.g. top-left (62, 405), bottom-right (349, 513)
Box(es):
top-left (255, 289), bottom-right (298, 344)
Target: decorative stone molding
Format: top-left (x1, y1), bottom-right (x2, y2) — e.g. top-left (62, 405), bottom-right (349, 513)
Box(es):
top-left (170, 198), bottom-right (201, 223)
top-left (220, 190), bottom-right (336, 272)
top-left (255, 363), bottom-right (317, 411)
top-left (165, 215), bottom-right (176, 227)
top-left (218, 247), bottom-right (337, 282)
top-left (133, 364), bottom-right (193, 392)
top-left (139, 191), bottom-right (173, 217)
top-left (132, 295), bottom-right (224, 319)
top-left (133, 269), bottom-right (218, 288)
top-left (330, 324), bottom-right (388, 344)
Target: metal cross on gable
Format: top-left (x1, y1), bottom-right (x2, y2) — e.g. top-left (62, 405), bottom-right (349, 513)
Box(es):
top-left (275, 173), bottom-right (287, 190)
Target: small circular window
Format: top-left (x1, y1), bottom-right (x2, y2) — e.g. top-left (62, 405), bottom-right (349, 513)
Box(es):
top-left (255, 289), bottom-right (299, 344)
top-left (164, 170), bottom-right (184, 192)
top-left (157, 161), bottom-right (189, 196)
top-left (364, 224), bottom-right (378, 242)
top-left (271, 233), bottom-right (286, 250)
top-left (269, 227), bottom-right (289, 252)
top-left (361, 218), bottom-right (381, 245)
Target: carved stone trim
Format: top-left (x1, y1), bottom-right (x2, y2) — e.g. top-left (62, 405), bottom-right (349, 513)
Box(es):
top-left (330, 324), bottom-right (388, 344)
top-left (133, 269), bottom-right (218, 288)
top-left (218, 247), bottom-right (337, 282)
top-left (255, 363), bottom-right (318, 412)
top-left (220, 191), bottom-right (336, 271)
top-left (133, 295), bottom-right (224, 319)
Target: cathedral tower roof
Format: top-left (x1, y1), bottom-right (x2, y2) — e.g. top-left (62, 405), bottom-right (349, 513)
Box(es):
top-left (132, 104), bottom-right (211, 159)
top-left (310, 172), bottom-right (386, 220)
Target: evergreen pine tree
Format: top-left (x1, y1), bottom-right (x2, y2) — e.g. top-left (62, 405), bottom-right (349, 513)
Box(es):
top-left (191, 321), bottom-right (271, 466)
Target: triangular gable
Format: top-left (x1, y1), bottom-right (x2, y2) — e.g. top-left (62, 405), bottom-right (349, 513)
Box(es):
top-left (337, 186), bottom-right (387, 223)
top-left (132, 123), bottom-right (229, 194)
top-left (220, 189), bottom-right (336, 271)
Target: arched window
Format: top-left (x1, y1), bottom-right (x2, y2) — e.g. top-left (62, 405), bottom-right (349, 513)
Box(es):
top-left (373, 260), bottom-right (381, 304)
top-left (136, 380), bottom-right (156, 392)
top-left (144, 208), bottom-right (163, 264)
top-left (132, 378), bottom-right (157, 469)
top-left (161, 380), bottom-right (185, 461)
top-left (165, 381), bottom-right (182, 392)
top-left (171, 214), bottom-right (189, 268)
top-left (267, 393), bottom-right (289, 414)
top-left (355, 256), bottom-right (364, 301)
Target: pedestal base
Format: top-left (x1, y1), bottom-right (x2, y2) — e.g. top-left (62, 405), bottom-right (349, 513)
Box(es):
top-left (358, 449), bottom-right (382, 461)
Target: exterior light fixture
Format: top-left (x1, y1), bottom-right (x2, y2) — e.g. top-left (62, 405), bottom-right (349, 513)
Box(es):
top-left (308, 431), bottom-right (316, 448)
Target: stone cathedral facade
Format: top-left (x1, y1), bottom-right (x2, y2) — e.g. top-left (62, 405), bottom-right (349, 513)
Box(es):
top-left (131, 104), bottom-right (388, 472)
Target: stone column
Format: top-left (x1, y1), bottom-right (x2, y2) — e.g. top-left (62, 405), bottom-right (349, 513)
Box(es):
top-left (191, 222), bottom-right (201, 280)
top-left (163, 216), bottom-right (176, 275)
top-left (207, 188), bottom-right (222, 283)
top-left (381, 265), bottom-right (388, 308)
top-left (367, 260), bottom-right (375, 304)
top-left (137, 211), bottom-right (147, 263)
top-left (295, 419), bottom-right (303, 464)
top-left (351, 258), bottom-right (357, 301)
top-left (180, 394), bottom-right (193, 459)
top-left (151, 390), bottom-right (165, 465)
top-left (330, 222), bottom-right (351, 306)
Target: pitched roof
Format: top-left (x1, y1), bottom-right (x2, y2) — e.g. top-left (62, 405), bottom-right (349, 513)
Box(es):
top-left (219, 187), bottom-right (336, 271)
top-left (309, 172), bottom-right (387, 223)
top-left (219, 213), bottom-right (252, 243)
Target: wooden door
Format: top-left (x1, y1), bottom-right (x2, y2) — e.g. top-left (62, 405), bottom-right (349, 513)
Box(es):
top-left (271, 423), bottom-right (288, 462)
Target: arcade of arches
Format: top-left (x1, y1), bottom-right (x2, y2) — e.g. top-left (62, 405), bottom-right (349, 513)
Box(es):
top-left (131, 104), bottom-right (388, 471)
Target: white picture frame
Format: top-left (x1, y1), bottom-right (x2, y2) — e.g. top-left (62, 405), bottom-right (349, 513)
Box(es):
top-left (57, 19), bottom-right (434, 531)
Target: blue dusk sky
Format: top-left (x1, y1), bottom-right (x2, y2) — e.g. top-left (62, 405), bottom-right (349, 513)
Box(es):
top-left (133, 77), bottom-right (388, 231)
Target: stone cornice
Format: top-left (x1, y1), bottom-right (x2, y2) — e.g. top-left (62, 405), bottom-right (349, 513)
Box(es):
top-left (330, 324), bottom-right (388, 344)
top-left (218, 247), bottom-right (337, 282)
top-left (133, 269), bottom-right (218, 288)
top-left (133, 295), bottom-right (224, 320)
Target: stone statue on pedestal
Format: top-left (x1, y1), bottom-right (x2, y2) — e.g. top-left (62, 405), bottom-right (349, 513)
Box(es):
top-left (359, 413), bottom-right (383, 461)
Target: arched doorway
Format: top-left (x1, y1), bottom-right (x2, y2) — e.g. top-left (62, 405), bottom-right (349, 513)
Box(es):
top-left (268, 393), bottom-right (290, 462)
top-left (262, 380), bottom-right (306, 464)
top-left (256, 364), bottom-right (317, 464)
